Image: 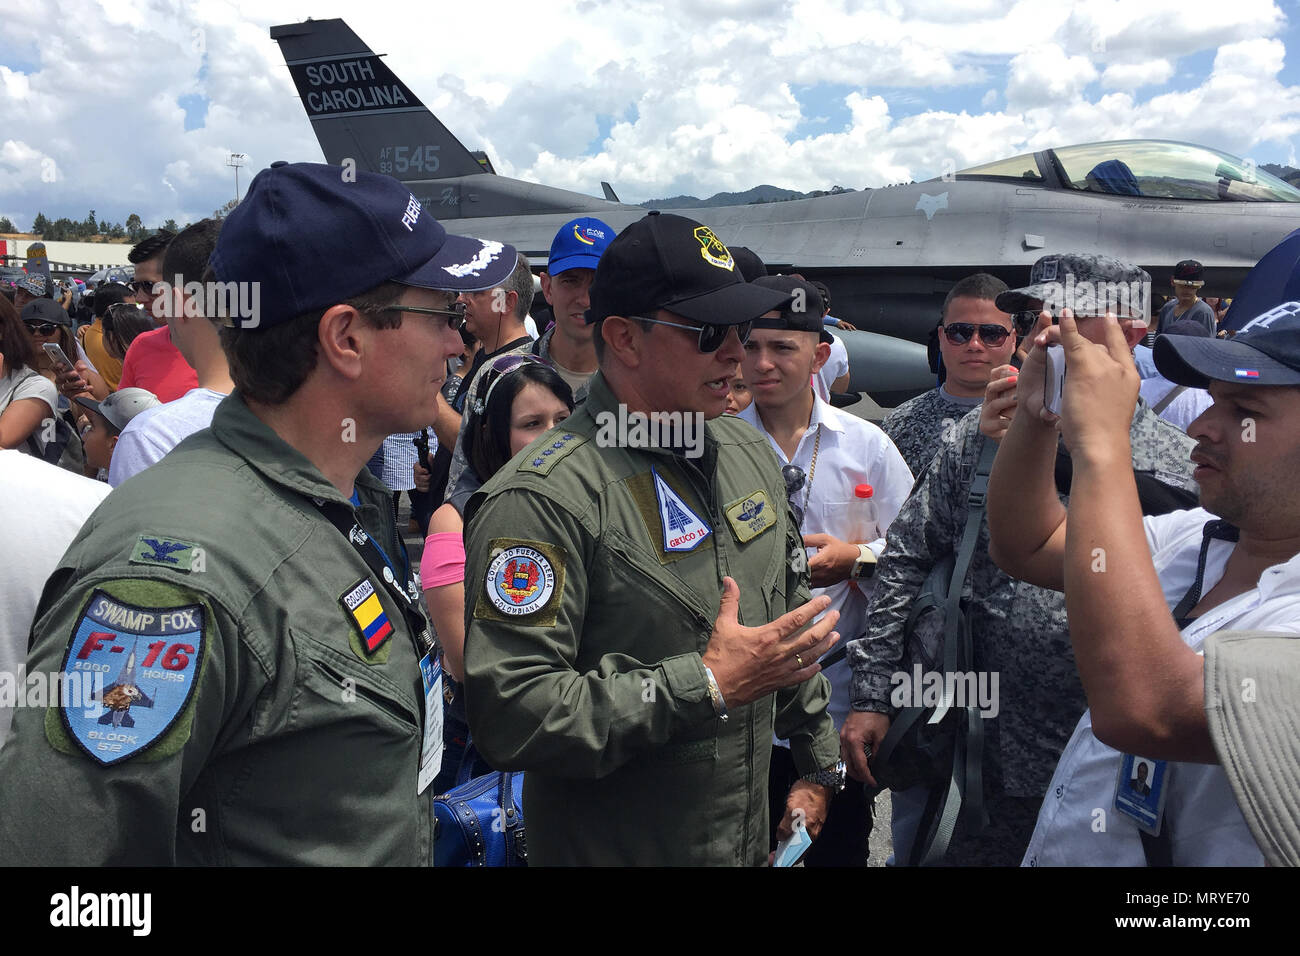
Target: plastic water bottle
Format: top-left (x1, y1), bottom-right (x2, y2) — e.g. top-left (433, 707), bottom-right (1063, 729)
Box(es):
top-left (845, 483), bottom-right (880, 544)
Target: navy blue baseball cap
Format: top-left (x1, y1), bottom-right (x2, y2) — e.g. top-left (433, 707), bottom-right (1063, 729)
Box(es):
top-left (209, 162), bottom-right (518, 329)
top-left (1155, 301), bottom-right (1300, 387)
top-left (548, 217), bottom-right (614, 275)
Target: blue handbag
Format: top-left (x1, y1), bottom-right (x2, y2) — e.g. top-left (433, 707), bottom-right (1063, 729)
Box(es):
top-left (433, 770), bottom-right (527, 867)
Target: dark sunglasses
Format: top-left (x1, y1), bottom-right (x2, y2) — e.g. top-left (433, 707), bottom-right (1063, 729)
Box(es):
top-left (632, 315), bottom-right (752, 353)
top-left (129, 280), bottom-right (157, 295)
top-left (25, 321), bottom-right (60, 336)
top-left (942, 322), bottom-right (1013, 346)
top-left (379, 301), bottom-right (467, 329)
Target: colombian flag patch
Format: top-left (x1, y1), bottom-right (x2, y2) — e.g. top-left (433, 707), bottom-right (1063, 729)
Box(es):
top-left (340, 579), bottom-right (393, 654)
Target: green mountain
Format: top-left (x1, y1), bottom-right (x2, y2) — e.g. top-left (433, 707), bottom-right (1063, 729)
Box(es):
top-left (640, 184), bottom-right (856, 209)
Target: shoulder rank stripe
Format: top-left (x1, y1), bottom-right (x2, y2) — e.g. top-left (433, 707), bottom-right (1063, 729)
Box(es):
top-left (518, 431), bottom-right (586, 476)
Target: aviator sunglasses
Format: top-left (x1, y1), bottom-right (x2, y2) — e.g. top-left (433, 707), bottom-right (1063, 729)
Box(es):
top-left (631, 315), bottom-right (753, 353)
top-left (941, 322), bottom-right (1013, 346)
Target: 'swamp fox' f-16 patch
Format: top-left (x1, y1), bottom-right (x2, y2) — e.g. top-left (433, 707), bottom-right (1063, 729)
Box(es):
top-left (59, 590), bottom-right (205, 766)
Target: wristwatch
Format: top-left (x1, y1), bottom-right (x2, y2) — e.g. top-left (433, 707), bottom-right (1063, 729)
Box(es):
top-left (850, 544), bottom-right (877, 580)
top-left (801, 759), bottom-right (847, 795)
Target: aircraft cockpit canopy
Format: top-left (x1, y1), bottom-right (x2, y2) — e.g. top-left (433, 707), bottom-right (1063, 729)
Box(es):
top-left (957, 140), bottom-right (1300, 202)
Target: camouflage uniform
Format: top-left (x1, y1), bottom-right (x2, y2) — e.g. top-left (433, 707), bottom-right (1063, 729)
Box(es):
top-left (848, 399), bottom-right (1197, 865)
top-left (879, 387), bottom-right (982, 479)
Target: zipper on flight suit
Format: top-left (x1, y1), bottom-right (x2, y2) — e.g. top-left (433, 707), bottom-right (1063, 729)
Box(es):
top-left (676, 447), bottom-right (757, 861)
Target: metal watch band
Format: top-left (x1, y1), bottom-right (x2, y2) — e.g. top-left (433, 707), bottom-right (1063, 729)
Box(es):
top-left (801, 759), bottom-right (846, 794)
top-left (704, 665), bottom-right (729, 722)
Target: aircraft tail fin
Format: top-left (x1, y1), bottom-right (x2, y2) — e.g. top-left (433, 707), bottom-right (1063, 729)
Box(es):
top-left (270, 18), bottom-right (487, 181)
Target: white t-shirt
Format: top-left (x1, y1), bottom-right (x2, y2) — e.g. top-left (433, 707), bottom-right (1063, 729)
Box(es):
top-left (740, 395), bottom-right (915, 733)
top-left (0, 450), bottom-right (110, 749)
top-left (0, 368), bottom-right (58, 455)
top-left (1022, 507), bottom-right (1293, 867)
top-left (813, 334), bottom-right (850, 400)
top-left (107, 387), bottom-right (227, 487)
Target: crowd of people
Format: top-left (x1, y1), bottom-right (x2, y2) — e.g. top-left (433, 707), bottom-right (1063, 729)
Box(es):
top-left (0, 161), bottom-right (1295, 868)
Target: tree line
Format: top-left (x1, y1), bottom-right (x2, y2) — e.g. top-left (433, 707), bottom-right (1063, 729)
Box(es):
top-left (1, 199), bottom-right (240, 242)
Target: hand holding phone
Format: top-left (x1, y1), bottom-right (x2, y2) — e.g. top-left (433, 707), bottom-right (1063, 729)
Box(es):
top-left (42, 342), bottom-right (74, 370)
top-left (1042, 344), bottom-right (1066, 417)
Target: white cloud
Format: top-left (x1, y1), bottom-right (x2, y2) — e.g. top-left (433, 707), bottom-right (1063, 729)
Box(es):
top-left (1101, 59), bottom-right (1175, 91)
top-left (1006, 44), bottom-right (1099, 109)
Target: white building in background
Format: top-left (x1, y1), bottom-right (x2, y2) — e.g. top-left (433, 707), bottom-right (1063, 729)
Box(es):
top-left (1, 237), bottom-right (133, 274)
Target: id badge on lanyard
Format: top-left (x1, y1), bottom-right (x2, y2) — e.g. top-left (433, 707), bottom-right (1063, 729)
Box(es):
top-left (417, 654), bottom-right (444, 794)
top-left (1113, 754), bottom-right (1170, 835)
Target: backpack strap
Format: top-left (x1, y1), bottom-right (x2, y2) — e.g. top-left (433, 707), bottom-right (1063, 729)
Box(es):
top-left (1151, 385), bottom-right (1187, 415)
top-left (912, 436), bottom-right (997, 865)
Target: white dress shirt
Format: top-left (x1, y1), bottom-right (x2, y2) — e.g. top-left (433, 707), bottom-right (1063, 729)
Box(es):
top-left (740, 395), bottom-right (914, 733)
top-left (814, 333), bottom-right (850, 400)
top-left (1022, 508), bottom-right (1296, 866)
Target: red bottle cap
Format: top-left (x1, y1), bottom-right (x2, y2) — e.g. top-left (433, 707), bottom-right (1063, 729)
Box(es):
top-left (855, 483), bottom-right (874, 499)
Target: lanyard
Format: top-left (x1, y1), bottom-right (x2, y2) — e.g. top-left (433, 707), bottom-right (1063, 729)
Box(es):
top-left (315, 495), bottom-right (434, 656)
top-left (1170, 519), bottom-right (1239, 629)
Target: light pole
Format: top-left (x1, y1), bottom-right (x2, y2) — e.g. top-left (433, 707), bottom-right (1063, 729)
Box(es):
top-left (226, 153), bottom-right (247, 202)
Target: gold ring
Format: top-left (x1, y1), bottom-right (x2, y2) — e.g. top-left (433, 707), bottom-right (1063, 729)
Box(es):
top-left (796, 654), bottom-right (804, 668)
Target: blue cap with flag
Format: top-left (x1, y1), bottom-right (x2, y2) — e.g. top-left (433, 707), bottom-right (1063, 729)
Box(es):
top-left (548, 217), bottom-right (614, 275)
top-left (1155, 301), bottom-right (1300, 387)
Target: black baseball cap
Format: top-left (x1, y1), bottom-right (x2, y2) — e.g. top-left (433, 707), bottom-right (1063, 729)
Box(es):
top-left (209, 162), bottom-right (518, 330)
top-left (730, 245), bottom-right (767, 282)
top-left (752, 276), bottom-right (833, 343)
top-left (1155, 301), bottom-right (1300, 387)
top-left (586, 212), bottom-right (790, 326)
top-left (1172, 259), bottom-right (1205, 283)
top-left (21, 298), bottom-right (71, 328)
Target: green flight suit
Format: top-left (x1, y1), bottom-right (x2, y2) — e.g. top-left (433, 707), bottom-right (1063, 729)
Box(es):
top-left (463, 372), bottom-right (840, 866)
top-left (0, 392), bottom-right (433, 865)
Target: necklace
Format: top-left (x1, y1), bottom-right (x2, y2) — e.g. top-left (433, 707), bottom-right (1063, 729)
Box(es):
top-left (802, 425), bottom-right (822, 517)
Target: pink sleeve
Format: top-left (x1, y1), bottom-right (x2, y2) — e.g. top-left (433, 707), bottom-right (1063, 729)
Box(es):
top-left (420, 531), bottom-right (466, 588)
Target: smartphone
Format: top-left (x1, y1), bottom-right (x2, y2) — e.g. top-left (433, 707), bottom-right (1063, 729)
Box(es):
top-left (1042, 344), bottom-right (1066, 416)
top-left (42, 342), bottom-right (74, 370)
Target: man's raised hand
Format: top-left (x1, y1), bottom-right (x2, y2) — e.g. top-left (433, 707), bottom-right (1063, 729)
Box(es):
top-left (701, 576), bottom-right (838, 707)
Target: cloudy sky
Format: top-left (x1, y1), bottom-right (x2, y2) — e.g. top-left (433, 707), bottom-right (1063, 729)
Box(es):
top-left (2, 0), bottom-right (1300, 232)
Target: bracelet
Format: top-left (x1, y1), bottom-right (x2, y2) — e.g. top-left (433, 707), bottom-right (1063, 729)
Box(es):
top-left (703, 665), bottom-right (729, 722)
